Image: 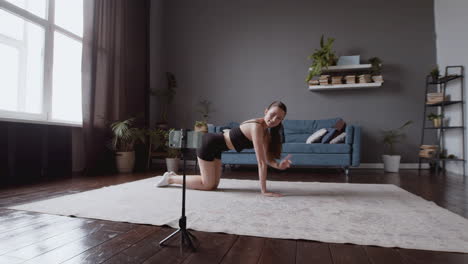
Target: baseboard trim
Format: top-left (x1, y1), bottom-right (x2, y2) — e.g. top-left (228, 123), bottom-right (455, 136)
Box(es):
top-left (358, 163), bottom-right (429, 169)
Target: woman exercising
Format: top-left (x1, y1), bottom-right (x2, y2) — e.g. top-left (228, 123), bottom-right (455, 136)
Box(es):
top-left (156, 101), bottom-right (292, 197)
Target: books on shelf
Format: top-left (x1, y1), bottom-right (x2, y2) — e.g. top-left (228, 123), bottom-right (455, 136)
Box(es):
top-left (358, 74), bottom-right (371, 83)
top-left (426, 93), bottom-right (449, 104)
top-left (331, 76), bottom-right (343, 84)
top-left (419, 145), bottom-right (438, 158)
top-left (345, 75), bottom-right (356, 84)
top-left (319, 75), bottom-right (330, 85)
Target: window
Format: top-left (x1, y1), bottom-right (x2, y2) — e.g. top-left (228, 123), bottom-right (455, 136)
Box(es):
top-left (0, 0), bottom-right (83, 126)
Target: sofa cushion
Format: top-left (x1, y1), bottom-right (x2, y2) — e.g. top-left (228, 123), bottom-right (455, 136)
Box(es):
top-left (306, 128), bottom-right (327, 144)
top-left (282, 143), bottom-right (350, 154)
top-left (283, 118), bottom-right (340, 143)
top-left (321, 128), bottom-right (336, 143)
top-left (330, 132), bottom-right (346, 144)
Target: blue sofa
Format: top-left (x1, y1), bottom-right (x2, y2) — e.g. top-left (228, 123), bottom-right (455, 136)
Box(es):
top-left (209, 118), bottom-right (361, 176)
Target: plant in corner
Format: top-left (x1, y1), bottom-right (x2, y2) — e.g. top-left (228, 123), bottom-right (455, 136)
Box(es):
top-left (369, 57), bottom-right (383, 83)
top-left (305, 35), bottom-right (337, 83)
top-left (381, 120), bottom-right (413, 173)
top-left (427, 113), bottom-right (443, 128)
top-left (110, 117), bottom-right (146, 173)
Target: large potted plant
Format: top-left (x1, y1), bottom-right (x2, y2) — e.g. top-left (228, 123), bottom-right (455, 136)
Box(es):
top-left (306, 35), bottom-right (337, 83)
top-left (381, 121), bottom-right (412, 172)
top-left (110, 117), bottom-right (145, 173)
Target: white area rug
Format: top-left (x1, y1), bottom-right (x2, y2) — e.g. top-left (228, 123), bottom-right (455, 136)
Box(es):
top-left (9, 177), bottom-right (468, 253)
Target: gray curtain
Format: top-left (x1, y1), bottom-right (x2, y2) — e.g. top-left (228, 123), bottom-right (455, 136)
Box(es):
top-left (81, 0), bottom-right (150, 174)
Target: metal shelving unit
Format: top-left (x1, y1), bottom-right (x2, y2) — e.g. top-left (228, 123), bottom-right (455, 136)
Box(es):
top-left (418, 66), bottom-right (465, 176)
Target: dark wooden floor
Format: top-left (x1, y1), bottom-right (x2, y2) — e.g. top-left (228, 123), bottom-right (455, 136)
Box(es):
top-left (1, 167), bottom-right (467, 264)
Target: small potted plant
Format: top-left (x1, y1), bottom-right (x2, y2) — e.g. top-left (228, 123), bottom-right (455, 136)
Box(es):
top-left (430, 67), bottom-right (440, 83)
top-left (194, 99), bottom-right (213, 132)
top-left (381, 120), bottom-right (413, 172)
top-left (157, 128), bottom-right (181, 172)
top-left (194, 121), bottom-right (208, 132)
top-left (427, 113), bottom-right (443, 128)
top-left (166, 147), bottom-right (181, 172)
top-left (369, 57), bottom-right (383, 83)
top-left (110, 117), bottom-right (146, 173)
top-left (306, 35), bottom-right (337, 83)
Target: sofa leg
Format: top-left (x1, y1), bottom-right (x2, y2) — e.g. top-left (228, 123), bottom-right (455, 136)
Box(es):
top-left (343, 167), bottom-right (350, 182)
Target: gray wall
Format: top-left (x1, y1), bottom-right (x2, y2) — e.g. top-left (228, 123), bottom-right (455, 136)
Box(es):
top-left (151, 0), bottom-right (437, 163)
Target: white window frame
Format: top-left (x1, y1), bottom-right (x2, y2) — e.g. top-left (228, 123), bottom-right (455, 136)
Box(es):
top-left (0, 0), bottom-right (83, 127)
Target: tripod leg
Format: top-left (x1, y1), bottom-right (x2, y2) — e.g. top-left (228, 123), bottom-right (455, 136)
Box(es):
top-left (159, 228), bottom-right (181, 247)
top-left (187, 230), bottom-right (199, 243)
top-left (182, 231), bottom-right (196, 252)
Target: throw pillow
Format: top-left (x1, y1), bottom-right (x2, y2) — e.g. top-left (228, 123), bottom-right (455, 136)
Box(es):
top-left (330, 132), bottom-right (346, 144)
top-left (321, 128), bottom-right (337, 143)
top-left (328, 118), bottom-right (347, 142)
top-left (306, 128), bottom-right (327, 144)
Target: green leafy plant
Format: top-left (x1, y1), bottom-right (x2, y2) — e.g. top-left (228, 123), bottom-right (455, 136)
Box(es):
top-left (147, 128), bottom-right (180, 158)
top-left (430, 67), bottom-right (440, 81)
top-left (427, 113), bottom-right (443, 121)
top-left (306, 35), bottom-right (337, 82)
top-left (110, 117), bottom-right (146, 152)
top-left (369, 57), bottom-right (383, 75)
top-left (146, 128), bottom-right (167, 152)
top-left (195, 120), bottom-right (207, 127)
top-left (196, 99), bottom-right (214, 122)
top-left (381, 121), bottom-right (413, 155)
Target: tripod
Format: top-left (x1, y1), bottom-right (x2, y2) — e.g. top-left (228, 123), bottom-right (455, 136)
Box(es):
top-left (159, 130), bottom-right (198, 252)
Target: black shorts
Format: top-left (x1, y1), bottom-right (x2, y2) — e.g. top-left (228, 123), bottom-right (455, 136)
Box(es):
top-left (196, 133), bottom-right (229, 161)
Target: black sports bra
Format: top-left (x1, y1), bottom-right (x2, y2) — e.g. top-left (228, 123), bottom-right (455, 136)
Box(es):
top-left (229, 121), bottom-right (261, 152)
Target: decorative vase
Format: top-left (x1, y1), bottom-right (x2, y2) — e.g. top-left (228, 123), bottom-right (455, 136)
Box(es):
top-left (115, 151), bottom-right (135, 173)
top-left (382, 155), bottom-right (401, 173)
top-left (166, 158), bottom-right (179, 172)
top-left (433, 118), bottom-right (442, 128)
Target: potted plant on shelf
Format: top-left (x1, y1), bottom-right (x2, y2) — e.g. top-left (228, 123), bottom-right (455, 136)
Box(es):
top-left (369, 57), bottom-right (383, 83)
top-left (381, 120), bottom-right (413, 173)
top-left (430, 67), bottom-right (440, 83)
top-left (194, 121), bottom-right (208, 133)
top-left (427, 113), bottom-right (443, 128)
top-left (110, 117), bottom-right (146, 173)
top-left (194, 99), bottom-right (214, 132)
top-left (306, 35), bottom-right (337, 83)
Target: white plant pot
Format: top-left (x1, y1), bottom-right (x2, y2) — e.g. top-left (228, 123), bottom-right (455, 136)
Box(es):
top-left (166, 158), bottom-right (180, 172)
top-left (382, 155), bottom-right (401, 172)
top-left (116, 151), bottom-right (135, 173)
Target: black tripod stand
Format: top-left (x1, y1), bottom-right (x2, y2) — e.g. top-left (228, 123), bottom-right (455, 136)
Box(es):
top-left (159, 130), bottom-right (198, 252)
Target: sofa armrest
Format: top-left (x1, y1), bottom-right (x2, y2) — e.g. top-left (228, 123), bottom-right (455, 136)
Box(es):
top-left (345, 126), bottom-right (354, 144)
top-left (351, 125), bottom-right (361, 167)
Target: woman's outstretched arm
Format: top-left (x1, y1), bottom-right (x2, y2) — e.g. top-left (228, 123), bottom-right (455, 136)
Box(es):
top-left (251, 124), bottom-right (281, 197)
